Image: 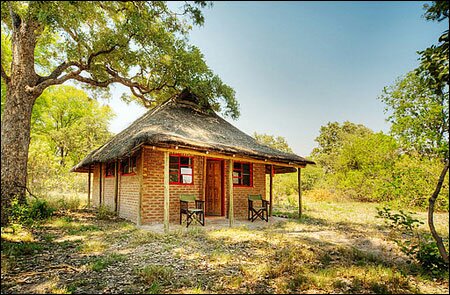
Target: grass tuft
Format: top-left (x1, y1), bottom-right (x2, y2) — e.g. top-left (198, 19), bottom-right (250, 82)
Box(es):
top-left (90, 253), bottom-right (126, 272)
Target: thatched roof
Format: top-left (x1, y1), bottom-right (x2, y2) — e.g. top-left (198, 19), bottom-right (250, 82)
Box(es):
top-left (72, 90), bottom-right (314, 173)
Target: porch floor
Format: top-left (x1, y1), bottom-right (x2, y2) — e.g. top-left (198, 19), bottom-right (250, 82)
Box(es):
top-left (138, 216), bottom-right (287, 234)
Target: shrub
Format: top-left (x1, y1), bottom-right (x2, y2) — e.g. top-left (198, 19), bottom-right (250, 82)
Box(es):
top-left (376, 206), bottom-right (448, 274)
top-left (8, 198), bottom-right (55, 225)
top-left (28, 198), bottom-right (55, 220)
top-left (55, 196), bottom-right (81, 211)
top-left (96, 205), bottom-right (115, 220)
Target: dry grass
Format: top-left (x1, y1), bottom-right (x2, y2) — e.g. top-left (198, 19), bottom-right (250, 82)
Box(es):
top-left (1, 200), bottom-right (448, 294)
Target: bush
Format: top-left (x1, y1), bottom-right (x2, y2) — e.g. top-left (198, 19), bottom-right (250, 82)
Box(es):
top-left (28, 198), bottom-right (55, 220)
top-left (8, 198), bottom-right (55, 225)
top-left (96, 205), bottom-right (115, 220)
top-left (376, 206), bottom-right (448, 274)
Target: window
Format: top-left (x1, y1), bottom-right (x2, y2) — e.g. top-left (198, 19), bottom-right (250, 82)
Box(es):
top-left (233, 162), bottom-right (252, 186)
top-left (169, 155), bottom-right (193, 184)
top-left (121, 155), bottom-right (137, 175)
top-left (105, 162), bottom-right (115, 177)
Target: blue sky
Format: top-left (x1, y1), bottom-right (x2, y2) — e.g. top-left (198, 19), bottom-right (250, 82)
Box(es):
top-left (107, 1), bottom-right (447, 157)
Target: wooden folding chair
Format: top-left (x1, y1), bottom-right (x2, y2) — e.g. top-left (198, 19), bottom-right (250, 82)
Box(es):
top-left (248, 194), bottom-right (269, 222)
top-left (180, 194), bottom-right (205, 227)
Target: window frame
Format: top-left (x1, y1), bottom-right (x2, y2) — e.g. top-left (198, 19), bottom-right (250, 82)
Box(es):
top-left (233, 161), bottom-right (253, 187)
top-left (169, 154), bottom-right (194, 185)
top-left (121, 155), bottom-right (138, 176)
top-left (105, 161), bottom-right (116, 178)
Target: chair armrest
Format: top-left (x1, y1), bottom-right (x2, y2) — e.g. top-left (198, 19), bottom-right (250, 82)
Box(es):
top-left (262, 200), bottom-right (270, 208)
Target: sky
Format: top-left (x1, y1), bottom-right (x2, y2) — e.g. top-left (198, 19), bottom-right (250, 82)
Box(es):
top-left (106, 1), bottom-right (447, 158)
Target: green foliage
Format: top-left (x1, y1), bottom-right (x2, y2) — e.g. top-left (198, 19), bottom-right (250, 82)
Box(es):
top-left (379, 71), bottom-right (448, 158)
top-left (90, 253), bottom-right (126, 272)
top-left (332, 132), bottom-right (399, 200)
top-left (96, 205), bottom-right (116, 220)
top-left (28, 198), bottom-right (55, 220)
top-left (309, 122), bottom-right (449, 210)
top-left (8, 198), bottom-right (55, 225)
top-left (377, 207), bottom-right (448, 274)
top-left (418, 2), bottom-right (449, 98)
top-left (1, 1), bottom-right (238, 118)
top-left (26, 85), bottom-right (113, 196)
top-left (1, 241), bottom-right (43, 257)
top-left (423, 1), bottom-right (449, 22)
top-left (31, 85), bottom-right (114, 167)
top-left (136, 264), bottom-right (174, 289)
top-left (311, 121), bottom-right (373, 173)
top-left (253, 132), bottom-right (293, 153)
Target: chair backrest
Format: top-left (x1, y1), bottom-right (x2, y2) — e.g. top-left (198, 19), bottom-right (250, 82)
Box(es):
top-left (248, 194), bottom-right (262, 201)
top-left (180, 194), bottom-right (196, 202)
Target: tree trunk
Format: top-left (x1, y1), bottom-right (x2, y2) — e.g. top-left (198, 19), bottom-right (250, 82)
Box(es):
top-left (1, 14), bottom-right (40, 225)
top-left (428, 159), bottom-right (449, 264)
top-left (1, 84), bottom-right (37, 225)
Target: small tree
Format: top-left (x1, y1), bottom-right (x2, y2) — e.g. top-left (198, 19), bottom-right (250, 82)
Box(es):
top-left (379, 1), bottom-right (449, 264)
top-left (311, 121), bottom-right (372, 173)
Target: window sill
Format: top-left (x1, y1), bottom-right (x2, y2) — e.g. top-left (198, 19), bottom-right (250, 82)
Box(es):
top-left (121, 173), bottom-right (137, 176)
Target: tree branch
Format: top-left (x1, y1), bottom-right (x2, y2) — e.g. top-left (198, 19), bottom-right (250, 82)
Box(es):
top-left (72, 75), bottom-right (117, 88)
top-left (1, 63), bottom-right (10, 83)
top-left (87, 45), bottom-right (117, 67)
top-left (8, 2), bottom-right (21, 29)
top-left (30, 68), bottom-right (83, 96)
top-left (37, 61), bottom-right (80, 84)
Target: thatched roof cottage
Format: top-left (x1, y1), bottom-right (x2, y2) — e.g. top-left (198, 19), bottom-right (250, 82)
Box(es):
top-left (72, 90), bottom-right (314, 227)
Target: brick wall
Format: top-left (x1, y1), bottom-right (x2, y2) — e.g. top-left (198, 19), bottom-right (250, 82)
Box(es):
top-left (223, 161), bottom-right (266, 219)
top-left (118, 155), bottom-right (140, 223)
top-left (90, 156), bottom-right (141, 223)
top-left (141, 149), bottom-right (204, 223)
top-left (103, 176), bottom-right (115, 211)
top-left (140, 149), bottom-right (267, 224)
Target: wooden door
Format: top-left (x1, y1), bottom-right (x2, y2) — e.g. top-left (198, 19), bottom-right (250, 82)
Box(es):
top-left (205, 160), bottom-right (222, 216)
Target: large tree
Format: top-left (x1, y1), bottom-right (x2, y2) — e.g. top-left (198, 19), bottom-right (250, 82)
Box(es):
top-left (0, 1), bottom-right (238, 225)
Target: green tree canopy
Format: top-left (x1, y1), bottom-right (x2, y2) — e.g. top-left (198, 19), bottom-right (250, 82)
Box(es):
top-left (1, 1), bottom-right (238, 117)
top-left (379, 71), bottom-right (449, 158)
top-left (31, 85), bottom-right (114, 167)
top-left (311, 121), bottom-right (373, 173)
top-left (253, 132), bottom-right (293, 153)
top-left (27, 85), bottom-right (114, 194)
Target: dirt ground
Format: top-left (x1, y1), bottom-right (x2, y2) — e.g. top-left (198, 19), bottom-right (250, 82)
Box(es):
top-left (1, 203), bottom-right (449, 294)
